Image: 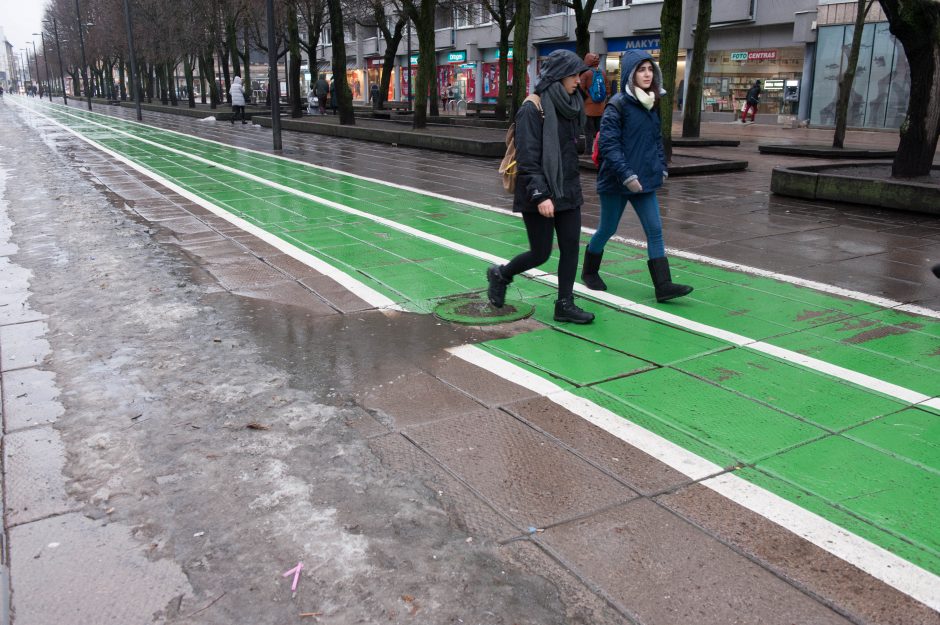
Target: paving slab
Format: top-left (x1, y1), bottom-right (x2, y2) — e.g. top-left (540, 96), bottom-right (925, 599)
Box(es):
top-left (3, 427), bottom-right (74, 526)
top-left (1, 367), bottom-right (64, 431)
top-left (0, 321), bottom-right (50, 372)
top-left (358, 369), bottom-right (484, 427)
top-left (8, 513), bottom-right (192, 625)
top-left (656, 483), bottom-right (940, 625)
top-left (539, 498), bottom-right (853, 625)
top-left (405, 408), bottom-right (637, 527)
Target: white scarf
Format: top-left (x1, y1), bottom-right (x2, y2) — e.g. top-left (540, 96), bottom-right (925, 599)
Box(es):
top-left (634, 87), bottom-right (655, 110)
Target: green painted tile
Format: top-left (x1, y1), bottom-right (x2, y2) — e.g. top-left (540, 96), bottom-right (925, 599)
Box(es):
top-left (576, 386), bottom-right (738, 468)
top-left (477, 344), bottom-right (577, 391)
top-left (529, 299), bottom-right (728, 365)
top-left (360, 263), bottom-right (467, 301)
top-left (801, 317), bottom-right (940, 371)
top-left (859, 309), bottom-right (940, 339)
top-left (484, 329), bottom-right (653, 386)
top-left (738, 467), bottom-right (940, 576)
top-left (594, 368), bottom-right (826, 464)
top-left (675, 348), bottom-right (907, 431)
top-left (688, 284), bottom-right (855, 330)
top-left (316, 244), bottom-right (409, 269)
top-left (757, 436), bottom-right (940, 557)
top-left (844, 408), bottom-right (940, 473)
top-left (769, 332), bottom-right (940, 397)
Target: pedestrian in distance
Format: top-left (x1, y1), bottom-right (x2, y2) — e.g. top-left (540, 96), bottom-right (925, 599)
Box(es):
top-left (581, 50), bottom-right (693, 303)
top-left (370, 82), bottom-right (380, 108)
top-left (314, 74), bottom-right (329, 116)
top-left (579, 52), bottom-right (607, 143)
top-left (487, 49), bottom-right (596, 324)
top-left (329, 77), bottom-right (338, 114)
top-left (741, 79), bottom-right (761, 123)
top-left (229, 76), bottom-right (247, 124)
top-left (306, 85), bottom-right (317, 115)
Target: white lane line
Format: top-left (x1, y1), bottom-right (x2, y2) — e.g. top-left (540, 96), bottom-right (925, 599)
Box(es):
top-left (12, 100), bottom-right (398, 310)
top-left (448, 343), bottom-right (940, 612)
top-left (30, 99), bottom-right (939, 320)
top-left (24, 100), bottom-right (940, 412)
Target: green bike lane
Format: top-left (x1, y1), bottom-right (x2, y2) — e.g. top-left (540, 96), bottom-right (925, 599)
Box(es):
top-left (22, 100), bottom-right (940, 599)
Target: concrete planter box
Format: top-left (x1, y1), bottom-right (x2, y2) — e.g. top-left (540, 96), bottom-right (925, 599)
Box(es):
top-left (771, 163), bottom-right (940, 215)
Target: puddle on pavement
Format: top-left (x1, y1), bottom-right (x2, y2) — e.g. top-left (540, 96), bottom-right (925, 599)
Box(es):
top-left (204, 292), bottom-right (522, 398)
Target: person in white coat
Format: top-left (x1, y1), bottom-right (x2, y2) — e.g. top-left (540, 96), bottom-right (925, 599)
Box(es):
top-left (230, 76), bottom-right (247, 124)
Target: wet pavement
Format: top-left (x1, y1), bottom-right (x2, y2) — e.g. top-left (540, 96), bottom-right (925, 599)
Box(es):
top-left (1, 96), bottom-right (939, 625)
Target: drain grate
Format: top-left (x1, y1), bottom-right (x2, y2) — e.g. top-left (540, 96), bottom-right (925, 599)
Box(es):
top-left (433, 295), bottom-right (534, 325)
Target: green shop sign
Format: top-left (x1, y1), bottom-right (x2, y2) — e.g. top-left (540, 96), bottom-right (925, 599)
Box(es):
top-left (409, 54), bottom-right (419, 64)
top-left (495, 48), bottom-right (514, 59)
top-left (730, 51), bottom-right (748, 61)
top-left (448, 51), bottom-right (467, 63)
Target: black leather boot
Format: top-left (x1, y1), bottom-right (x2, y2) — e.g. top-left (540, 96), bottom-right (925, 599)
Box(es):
top-left (647, 257), bottom-right (693, 302)
top-left (486, 264), bottom-right (512, 308)
top-left (554, 297), bottom-right (595, 324)
top-left (581, 246), bottom-right (607, 291)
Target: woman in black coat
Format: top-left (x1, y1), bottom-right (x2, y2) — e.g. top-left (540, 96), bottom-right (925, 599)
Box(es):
top-left (486, 50), bottom-right (594, 324)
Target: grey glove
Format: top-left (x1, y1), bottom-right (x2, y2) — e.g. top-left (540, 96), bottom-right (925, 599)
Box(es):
top-left (624, 176), bottom-right (643, 193)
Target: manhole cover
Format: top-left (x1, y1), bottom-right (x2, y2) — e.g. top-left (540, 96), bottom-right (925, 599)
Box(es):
top-left (433, 295), bottom-right (534, 325)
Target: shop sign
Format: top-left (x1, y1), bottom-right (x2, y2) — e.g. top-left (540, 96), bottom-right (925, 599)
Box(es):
top-left (763, 79), bottom-right (784, 90)
top-left (367, 58), bottom-right (384, 68)
top-left (494, 48), bottom-right (514, 59)
top-left (409, 54), bottom-right (419, 65)
top-left (459, 63), bottom-right (476, 69)
top-left (748, 49), bottom-right (777, 60)
top-left (448, 50), bottom-right (467, 63)
top-left (607, 36), bottom-right (660, 53)
top-left (730, 51), bottom-right (748, 61)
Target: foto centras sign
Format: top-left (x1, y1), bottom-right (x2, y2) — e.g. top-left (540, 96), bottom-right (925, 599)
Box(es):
top-left (732, 49), bottom-right (778, 61)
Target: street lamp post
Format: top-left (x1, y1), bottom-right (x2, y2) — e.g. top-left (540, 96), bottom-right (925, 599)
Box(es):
top-left (265, 0), bottom-right (282, 150)
top-left (75, 0), bottom-right (92, 109)
top-left (122, 0), bottom-right (142, 120)
top-left (47, 18), bottom-right (68, 105)
top-left (35, 33), bottom-right (54, 101)
top-left (20, 50), bottom-right (29, 87)
top-left (29, 40), bottom-right (41, 97)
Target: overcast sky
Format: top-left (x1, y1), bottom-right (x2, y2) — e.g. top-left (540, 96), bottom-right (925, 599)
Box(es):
top-left (0, 0), bottom-right (49, 54)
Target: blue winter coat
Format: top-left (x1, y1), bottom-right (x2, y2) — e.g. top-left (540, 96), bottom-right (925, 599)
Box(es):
top-left (596, 49), bottom-right (667, 196)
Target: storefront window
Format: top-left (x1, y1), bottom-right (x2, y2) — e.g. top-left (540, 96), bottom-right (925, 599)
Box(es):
top-left (811, 23), bottom-right (909, 129)
top-left (702, 46), bottom-right (804, 114)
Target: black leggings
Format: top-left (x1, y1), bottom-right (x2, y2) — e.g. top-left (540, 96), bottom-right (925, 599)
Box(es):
top-left (503, 207), bottom-right (582, 299)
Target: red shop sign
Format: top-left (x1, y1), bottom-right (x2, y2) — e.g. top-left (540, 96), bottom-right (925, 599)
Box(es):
top-left (748, 49), bottom-right (777, 61)
top-left (367, 58), bottom-right (384, 68)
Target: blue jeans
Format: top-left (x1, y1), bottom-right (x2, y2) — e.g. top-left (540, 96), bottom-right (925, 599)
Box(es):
top-left (588, 191), bottom-right (665, 259)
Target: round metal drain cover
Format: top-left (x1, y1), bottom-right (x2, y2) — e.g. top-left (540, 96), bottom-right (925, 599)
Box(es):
top-left (433, 296), bottom-right (534, 325)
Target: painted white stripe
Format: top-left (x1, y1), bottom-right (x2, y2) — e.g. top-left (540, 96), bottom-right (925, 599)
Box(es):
top-left (19, 99), bottom-right (940, 610)
top-left (13, 100), bottom-right (398, 309)
top-left (28, 98), bottom-right (940, 320)
top-left (22, 99), bottom-right (940, 414)
top-left (448, 343), bottom-right (940, 612)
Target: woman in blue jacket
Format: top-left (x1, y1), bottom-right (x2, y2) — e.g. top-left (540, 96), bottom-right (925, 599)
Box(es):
top-left (581, 50), bottom-right (692, 303)
top-left (487, 50), bottom-right (594, 324)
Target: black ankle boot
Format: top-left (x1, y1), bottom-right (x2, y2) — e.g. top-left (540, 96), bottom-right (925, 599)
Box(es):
top-left (554, 297), bottom-right (594, 324)
top-left (486, 264), bottom-right (512, 308)
top-left (581, 246), bottom-right (607, 291)
top-left (647, 257), bottom-right (693, 303)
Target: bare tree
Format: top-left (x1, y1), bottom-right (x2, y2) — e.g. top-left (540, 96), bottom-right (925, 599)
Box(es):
top-left (480, 0), bottom-right (515, 120)
top-left (556, 0), bottom-right (597, 59)
top-left (681, 0), bottom-right (711, 138)
top-left (348, 0), bottom-right (406, 110)
top-left (833, 0), bottom-right (875, 148)
top-left (658, 0), bottom-right (682, 161)
top-left (511, 0), bottom-right (530, 117)
top-left (878, 0), bottom-right (940, 177)
top-left (401, 0), bottom-right (439, 127)
top-left (327, 0), bottom-right (355, 123)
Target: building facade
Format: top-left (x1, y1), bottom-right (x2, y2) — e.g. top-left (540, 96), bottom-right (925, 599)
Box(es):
top-left (317, 0), bottom-right (909, 129)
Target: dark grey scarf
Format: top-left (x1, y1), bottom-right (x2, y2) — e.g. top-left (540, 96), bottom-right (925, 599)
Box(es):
top-left (534, 51), bottom-right (588, 199)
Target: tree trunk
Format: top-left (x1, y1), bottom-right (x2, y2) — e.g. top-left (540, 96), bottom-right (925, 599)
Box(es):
top-left (327, 0), bottom-right (354, 125)
top-left (879, 0), bottom-right (940, 178)
top-left (118, 57), bottom-right (127, 100)
top-left (168, 61), bottom-right (179, 106)
top-left (198, 56), bottom-right (207, 104)
top-left (242, 28), bottom-right (252, 92)
top-left (378, 36), bottom-right (402, 110)
top-left (682, 0), bottom-right (712, 138)
top-left (659, 0), bottom-right (682, 161)
top-left (185, 55), bottom-right (196, 108)
top-left (220, 46), bottom-right (232, 103)
top-left (511, 0), bottom-right (531, 118)
top-left (288, 6), bottom-right (303, 118)
top-left (495, 28), bottom-right (510, 120)
top-left (147, 63), bottom-right (155, 103)
top-left (573, 1), bottom-right (598, 59)
top-left (834, 1), bottom-right (872, 148)
top-left (203, 51), bottom-right (219, 109)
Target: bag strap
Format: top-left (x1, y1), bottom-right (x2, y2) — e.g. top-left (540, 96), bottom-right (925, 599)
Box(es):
top-left (523, 94), bottom-right (543, 116)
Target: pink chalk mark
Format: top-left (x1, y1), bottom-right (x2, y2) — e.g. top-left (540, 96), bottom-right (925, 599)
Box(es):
top-left (282, 562), bottom-right (304, 592)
